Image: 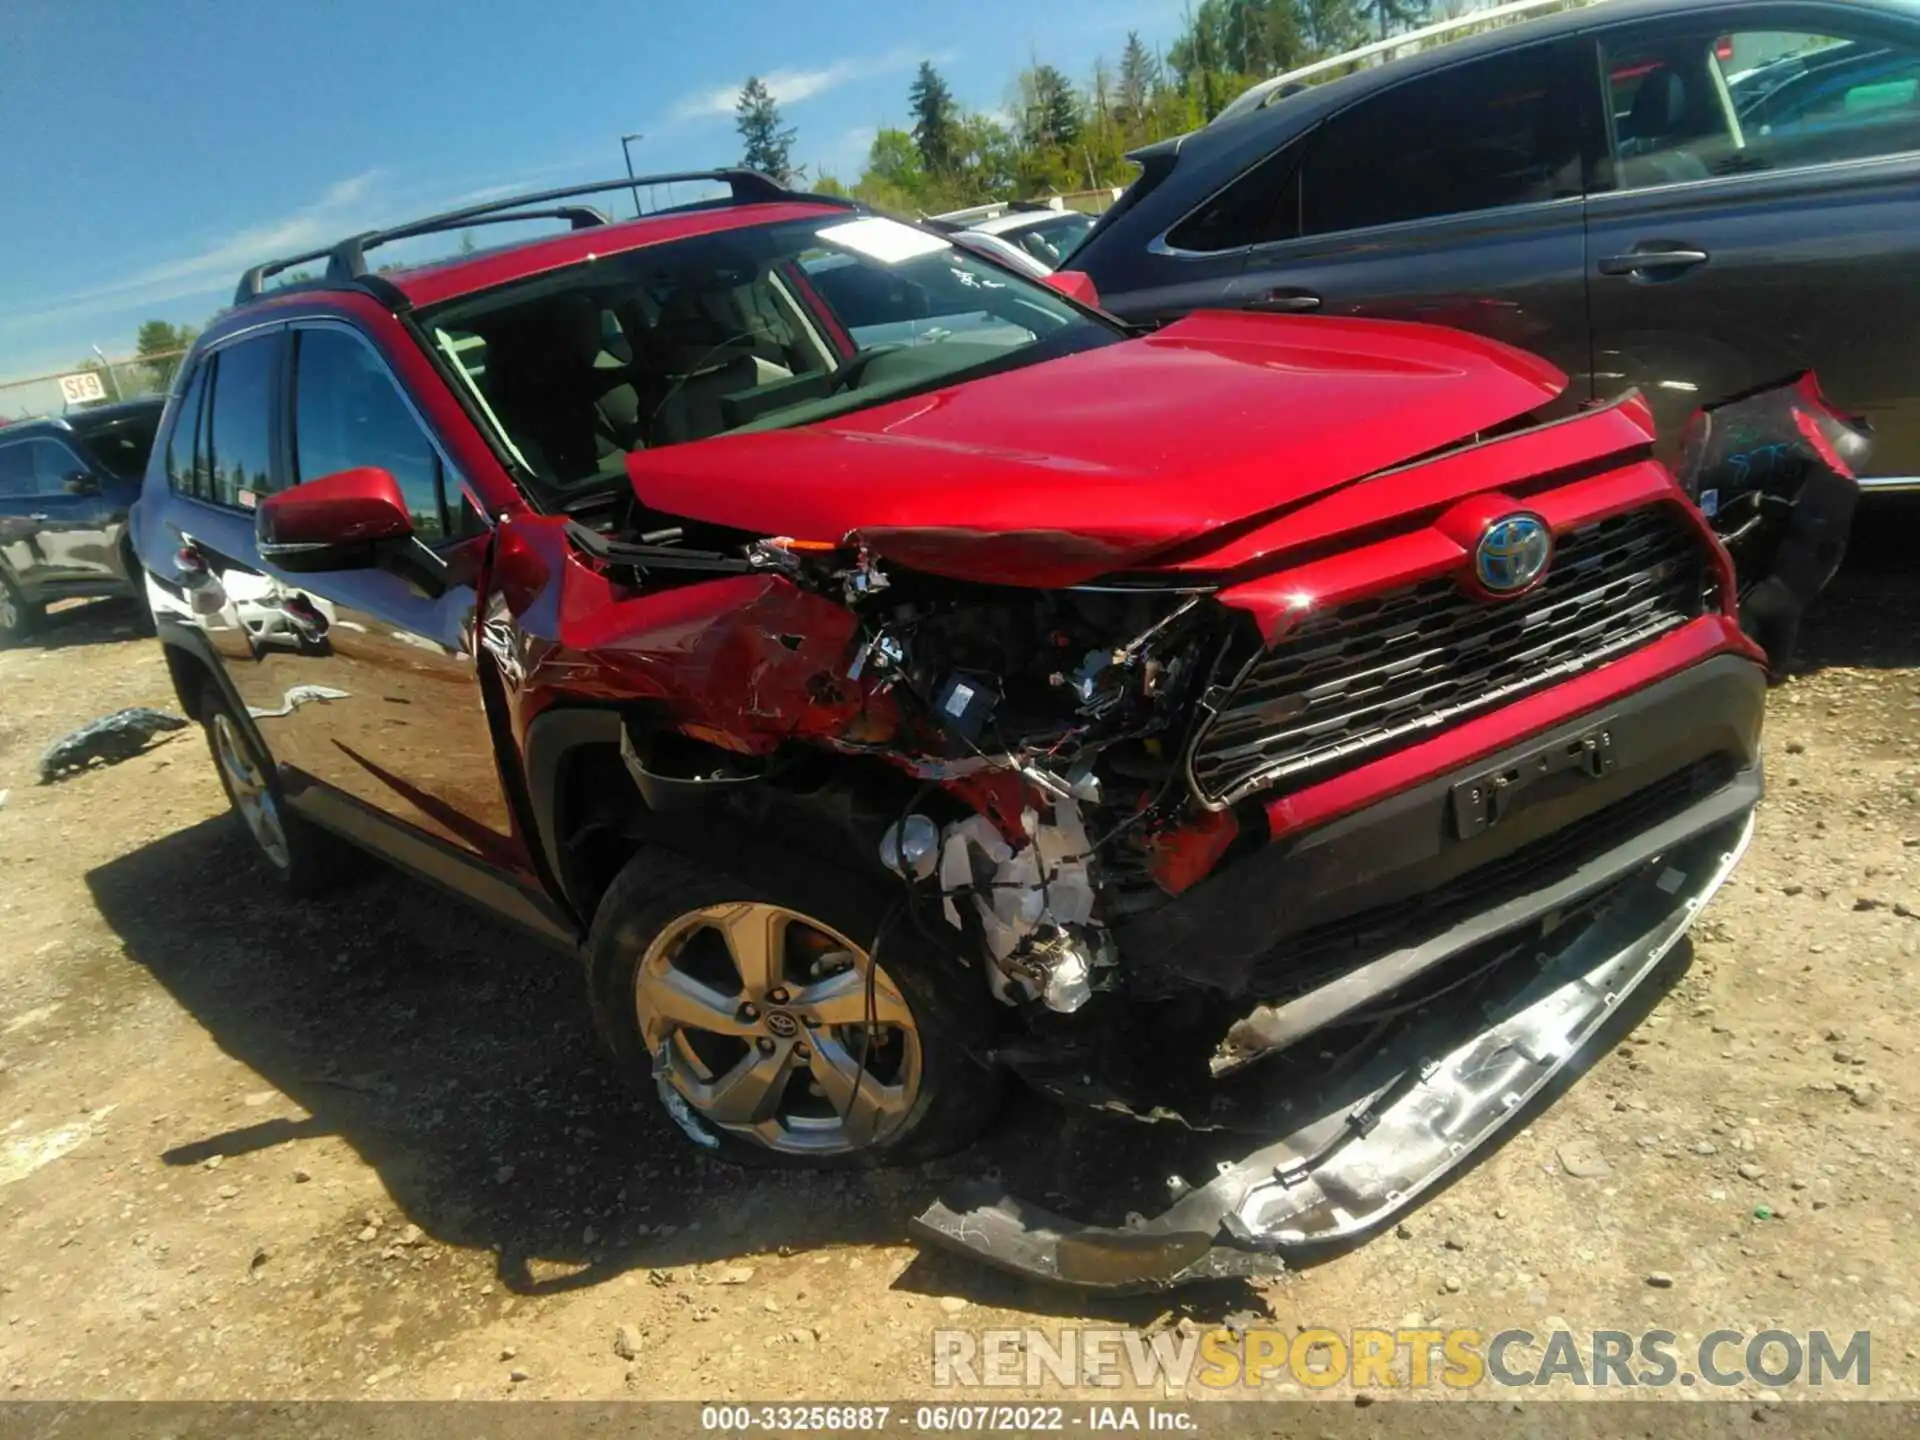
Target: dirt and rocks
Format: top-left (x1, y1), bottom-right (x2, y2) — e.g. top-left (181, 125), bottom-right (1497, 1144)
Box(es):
top-left (0, 517), bottom-right (1916, 1405)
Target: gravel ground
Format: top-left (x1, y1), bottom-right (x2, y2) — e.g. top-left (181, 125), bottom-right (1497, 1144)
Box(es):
top-left (0, 508), bottom-right (1915, 1405)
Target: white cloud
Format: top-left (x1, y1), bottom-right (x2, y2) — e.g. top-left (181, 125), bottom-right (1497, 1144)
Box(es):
top-left (667, 47), bottom-right (945, 124)
top-left (0, 168), bottom-right (389, 337)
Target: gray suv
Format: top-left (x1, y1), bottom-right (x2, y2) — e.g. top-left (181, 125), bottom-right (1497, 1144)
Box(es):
top-left (1068, 0), bottom-right (1920, 489)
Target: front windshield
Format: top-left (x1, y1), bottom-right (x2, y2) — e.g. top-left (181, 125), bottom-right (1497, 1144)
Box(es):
top-left (419, 212), bottom-right (1117, 502)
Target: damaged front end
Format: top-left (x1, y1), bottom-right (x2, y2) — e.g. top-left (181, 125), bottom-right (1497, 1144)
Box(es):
top-left (520, 368), bottom-right (1768, 1293)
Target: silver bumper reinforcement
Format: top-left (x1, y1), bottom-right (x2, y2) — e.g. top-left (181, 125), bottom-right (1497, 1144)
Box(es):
top-left (911, 812), bottom-right (1756, 1292)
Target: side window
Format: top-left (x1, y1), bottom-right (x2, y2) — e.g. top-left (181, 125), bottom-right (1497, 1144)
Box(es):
top-left (1603, 29), bottom-right (1920, 188)
top-left (26, 440), bottom-right (86, 493)
top-left (292, 327), bottom-right (446, 542)
top-left (205, 333), bottom-right (283, 508)
top-left (0, 444), bottom-right (31, 499)
top-left (167, 362), bottom-right (211, 500)
top-left (1301, 44), bottom-right (1580, 236)
top-left (1164, 146), bottom-right (1302, 252)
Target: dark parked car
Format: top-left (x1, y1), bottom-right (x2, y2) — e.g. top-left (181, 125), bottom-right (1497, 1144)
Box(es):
top-left (1068, 0), bottom-right (1920, 490)
top-left (136, 171), bottom-right (1764, 1290)
top-left (0, 399), bottom-right (163, 644)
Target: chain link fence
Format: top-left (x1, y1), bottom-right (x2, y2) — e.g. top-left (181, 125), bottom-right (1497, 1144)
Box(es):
top-left (0, 347), bottom-right (187, 425)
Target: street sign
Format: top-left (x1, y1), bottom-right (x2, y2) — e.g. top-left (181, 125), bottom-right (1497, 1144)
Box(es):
top-left (58, 371), bottom-right (108, 405)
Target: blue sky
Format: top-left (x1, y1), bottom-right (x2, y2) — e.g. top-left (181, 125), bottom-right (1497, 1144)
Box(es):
top-left (0, 0), bottom-right (1188, 384)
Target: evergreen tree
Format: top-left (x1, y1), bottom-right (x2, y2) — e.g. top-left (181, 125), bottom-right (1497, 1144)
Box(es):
top-left (1369, 0), bottom-right (1429, 40)
top-left (908, 61), bottom-right (959, 175)
top-left (736, 76), bottom-right (797, 182)
top-left (1117, 31), bottom-right (1159, 124)
top-left (1024, 64), bottom-right (1082, 148)
top-left (134, 320), bottom-right (197, 388)
top-left (1301, 0), bottom-right (1369, 53)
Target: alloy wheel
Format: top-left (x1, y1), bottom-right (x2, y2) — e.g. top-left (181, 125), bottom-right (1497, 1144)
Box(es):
top-left (635, 902), bottom-right (922, 1155)
top-left (211, 712), bottom-right (292, 871)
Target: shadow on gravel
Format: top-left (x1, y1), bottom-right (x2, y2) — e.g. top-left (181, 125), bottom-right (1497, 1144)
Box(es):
top-left (86, 808), bottom-right (1687, 1327)
top-left (1796, 495), bottom-right (1920, 674)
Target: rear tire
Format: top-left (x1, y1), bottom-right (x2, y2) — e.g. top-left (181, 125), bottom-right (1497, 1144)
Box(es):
top-left (0, 573), bottom-right (39, 649)
top-left (585, 847), bottom-right (1003, 1169)
top-left (200, 683), bottom-right (353, 898)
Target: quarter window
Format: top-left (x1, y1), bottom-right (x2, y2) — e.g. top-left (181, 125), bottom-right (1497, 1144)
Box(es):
top-left (1301, 44), bottom-right (1580, 235)
top-left (1601, 28), bottom-right (1920, 188)
top-left (1165, 147), bottom-right (1302, 252)
top-left (166, 363), bottom-right (211, 500)
top-left (292, 327), bottom-right (447, 542)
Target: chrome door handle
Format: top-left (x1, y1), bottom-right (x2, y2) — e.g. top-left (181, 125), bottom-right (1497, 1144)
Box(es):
top-left (1597, 248), bottom-right (1710, 276)
top-left (1246, 288), bottom-right (1323, 313)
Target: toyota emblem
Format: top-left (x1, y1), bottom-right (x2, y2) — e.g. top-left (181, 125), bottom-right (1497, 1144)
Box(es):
top-left (1474, 513), bottom-right (1552, 595)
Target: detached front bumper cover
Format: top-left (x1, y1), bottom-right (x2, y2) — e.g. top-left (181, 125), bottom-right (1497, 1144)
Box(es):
top-left (911, 813), bottom-right (1754, 1292)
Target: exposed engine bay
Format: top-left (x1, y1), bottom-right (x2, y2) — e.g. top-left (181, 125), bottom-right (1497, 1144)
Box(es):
top-left (741, 540), bottom-right (1226, 1027)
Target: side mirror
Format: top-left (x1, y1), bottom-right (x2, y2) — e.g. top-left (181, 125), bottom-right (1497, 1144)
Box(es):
top-left (1043, 270), bottom-right (1101, 308)
top-left (256, 466), bottom-right (414, 573)
top-left (63, 470), bottom-right (100, 496)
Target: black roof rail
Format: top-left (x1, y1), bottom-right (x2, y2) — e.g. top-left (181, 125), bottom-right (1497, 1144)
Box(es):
top-left (234, 169), bottom-right (849, 305)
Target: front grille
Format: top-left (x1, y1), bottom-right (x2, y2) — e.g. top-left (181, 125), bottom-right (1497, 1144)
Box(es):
top-left (1190, 506), bottom-right (1708, 804)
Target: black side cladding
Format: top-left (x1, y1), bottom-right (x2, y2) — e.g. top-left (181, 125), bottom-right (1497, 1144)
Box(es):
top-left (1675, 370), bottom-right (1870, 672)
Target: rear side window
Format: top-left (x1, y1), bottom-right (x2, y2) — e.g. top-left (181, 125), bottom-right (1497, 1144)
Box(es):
top-left (205, 334), bottom-right (282, 508)
top-left (1301, 44), bottom-right (1580, 235)
top-left (292, 327), bottom-right (447, 542)
top-left (1601, 28), bottom-right (1920, 189)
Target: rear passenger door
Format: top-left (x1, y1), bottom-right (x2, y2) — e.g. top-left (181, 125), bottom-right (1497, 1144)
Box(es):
top-left (1581, 4), bottom-right (1920, 475)
top-left (1218, 40), bottom-right (1594, 411)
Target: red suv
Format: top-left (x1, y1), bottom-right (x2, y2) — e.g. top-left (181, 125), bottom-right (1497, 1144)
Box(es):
top-left (132, 171), bottom-right (1765, 1290)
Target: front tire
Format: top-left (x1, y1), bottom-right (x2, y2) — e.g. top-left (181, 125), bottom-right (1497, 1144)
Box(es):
top-left (585, 848), bottom-right (1002, 1168)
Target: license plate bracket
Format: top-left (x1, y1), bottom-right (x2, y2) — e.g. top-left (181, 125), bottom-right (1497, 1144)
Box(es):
top-left (1450, 722), bottom-right (1618, 839)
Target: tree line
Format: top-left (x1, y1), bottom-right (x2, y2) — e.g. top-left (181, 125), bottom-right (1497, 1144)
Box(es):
top-left (737, 0), bottom-right (1444, 214)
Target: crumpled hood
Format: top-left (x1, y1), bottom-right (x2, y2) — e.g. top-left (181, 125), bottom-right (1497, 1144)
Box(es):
top-left (626, 310), bottom-right (1567, 586)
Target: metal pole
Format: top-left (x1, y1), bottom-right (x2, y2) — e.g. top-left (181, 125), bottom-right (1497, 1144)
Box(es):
top-left (621, 132), bottom-right (645, 217)
top-left (89, 345), bottom-right (123, 402)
